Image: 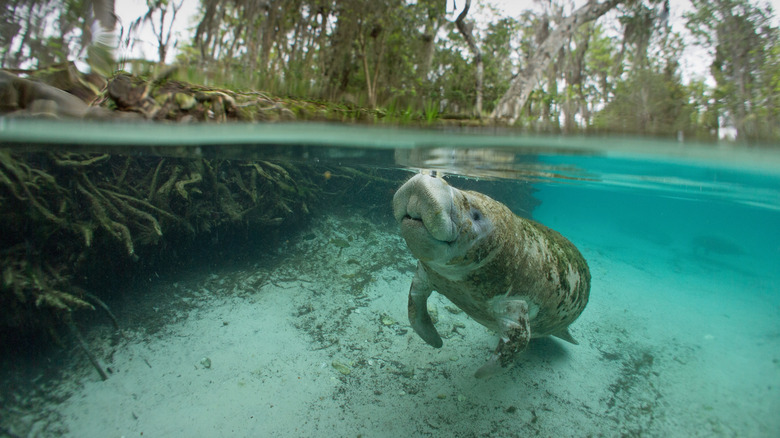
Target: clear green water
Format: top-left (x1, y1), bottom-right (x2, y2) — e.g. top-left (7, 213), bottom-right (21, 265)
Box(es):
top-left (1, 120), bottom-right (779, 436)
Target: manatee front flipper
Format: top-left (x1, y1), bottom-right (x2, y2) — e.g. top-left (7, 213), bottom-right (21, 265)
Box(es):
top-left (474, 299), bottom-right (530, 379)
top-left (408, 262), bottom-right (443, 348)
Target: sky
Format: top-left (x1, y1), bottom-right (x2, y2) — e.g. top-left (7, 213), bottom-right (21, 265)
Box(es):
top-left (114, 0), bottom-right (201, 63)
top-left (114, 0), bottom-right (780, 84)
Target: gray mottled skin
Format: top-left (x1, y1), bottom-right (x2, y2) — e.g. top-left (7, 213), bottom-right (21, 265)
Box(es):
top-left (393, 173), bottom-right (590, 378)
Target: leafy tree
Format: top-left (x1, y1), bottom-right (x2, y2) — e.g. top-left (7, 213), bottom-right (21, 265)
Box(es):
top-left (491, 0), bottom-right (626, 124)
top-left (583, 24), bottom-right (619, 114)
top-left (1, 0), bottom-right (114, 69)
top-left (686, 0), bottom-right (779, 141)
top-left (481, 17), bottom-right (520, 113)
top-left (592, 67), bottom-right (696, 136)
top-left (454, 0), bottom-right (483, 115)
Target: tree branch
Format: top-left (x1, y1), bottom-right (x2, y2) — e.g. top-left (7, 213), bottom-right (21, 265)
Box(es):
top-left (491, 0), bottom-right (627, 124)
top-left (455, 0), bottom-right (483, 116)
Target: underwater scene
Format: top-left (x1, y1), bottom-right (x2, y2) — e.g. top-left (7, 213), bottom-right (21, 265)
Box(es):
top-left (1, 121), bottom-right (779, 437)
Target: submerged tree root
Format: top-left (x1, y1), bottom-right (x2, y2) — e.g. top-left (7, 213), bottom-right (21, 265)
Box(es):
top-left (64, 313), bottom-right (108, 381)
top-left (82, 291), bottom-right (120, 332)
top-left (0, 151), bottom-right (325, 338)
top-left (0, 150), bottom-right (409, 384)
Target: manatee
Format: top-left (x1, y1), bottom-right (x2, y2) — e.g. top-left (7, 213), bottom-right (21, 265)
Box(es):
top-left (392, 173), bottom-right (590, 378)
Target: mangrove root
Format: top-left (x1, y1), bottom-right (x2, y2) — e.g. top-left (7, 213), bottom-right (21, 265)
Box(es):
top-left (82, 291), bottom-right (120, 331)
top-left (65, 313), bottom-right (108, 381)
top-left (175, 172), bottom-right (203, 200)
top-left (53, 153), bottom-right (110, 167)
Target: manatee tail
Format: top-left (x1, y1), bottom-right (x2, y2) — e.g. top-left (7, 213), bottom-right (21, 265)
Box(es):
top-left (552, 327), bottom-right (578, 345)
top-left (474, 353), bottom-right (505, 379)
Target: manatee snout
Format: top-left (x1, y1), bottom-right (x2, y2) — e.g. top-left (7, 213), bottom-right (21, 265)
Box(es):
top-left (392, 174), bottom-right (459, 243)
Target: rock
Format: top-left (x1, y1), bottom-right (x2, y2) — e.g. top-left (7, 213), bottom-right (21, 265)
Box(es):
top-left (331, 360), bottom-right (351, 375)
top-left (0, 70), bottom-right (90, 118)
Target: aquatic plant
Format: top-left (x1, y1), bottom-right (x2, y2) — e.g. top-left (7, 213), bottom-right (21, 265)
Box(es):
top-left (0, 143), bottom-right (413, 380)
top-left (0, 149), bottom-right (323, 373)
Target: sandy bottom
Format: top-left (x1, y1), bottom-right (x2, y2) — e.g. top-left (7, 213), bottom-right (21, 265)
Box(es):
top-left (2, 211), bottom-right (779, 437)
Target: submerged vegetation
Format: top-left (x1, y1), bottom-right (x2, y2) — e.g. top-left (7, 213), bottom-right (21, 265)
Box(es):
top-left (0, 128), bottom-right (414, 356)
top-left (0, 150), bottom-right (305, 332)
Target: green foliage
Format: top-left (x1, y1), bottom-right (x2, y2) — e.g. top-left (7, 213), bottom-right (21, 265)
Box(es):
top-left (480, 17), bottom-right (520, 112)
top-left (584, 24), bottom-right (619, 108)
top-left (592, 68), bottom-right (697, 137)
top-left (423, 99), bottom-right (440, 124)
top-left (685, 0), bottom-right (779, 141)
top-left (2, 0), bottom-right (778, 140)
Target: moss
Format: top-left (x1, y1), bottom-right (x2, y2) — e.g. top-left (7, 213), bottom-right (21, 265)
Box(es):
top-left (174, 92), bottom-right (197, 110)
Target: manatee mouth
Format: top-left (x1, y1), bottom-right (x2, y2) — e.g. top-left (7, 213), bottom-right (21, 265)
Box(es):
top-left (401, 214), bottom-right (425, 228)
top-left (401, 214), bottom-right (455, 244)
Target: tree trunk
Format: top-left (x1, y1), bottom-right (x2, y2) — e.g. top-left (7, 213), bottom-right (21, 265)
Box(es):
top-left (564, 24), bottom-right (592, 131)
top-left (491, 0), bottom-right (626, 124)
top-left (323, 5), bottom-right (359, 100)
top-left (418, 20), bottom-right (438, 82)
top-left (194, 0), bottom-right (220, 61)
top-left (358, 30), bottom-right (386, 108)
top-left (261, 4), bottom-right (276, 72)
top-left (455, 0), bottom-right (483, 116)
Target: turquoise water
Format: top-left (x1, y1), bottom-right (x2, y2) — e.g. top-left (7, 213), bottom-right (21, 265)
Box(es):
top-left (1, 121), bottom-right (779, 436)
top-left (531, 156), bottom-right (780, 436)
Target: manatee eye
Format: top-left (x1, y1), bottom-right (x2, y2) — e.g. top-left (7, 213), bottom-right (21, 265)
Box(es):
top-left (471, 209), bottom-right (482, 221)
